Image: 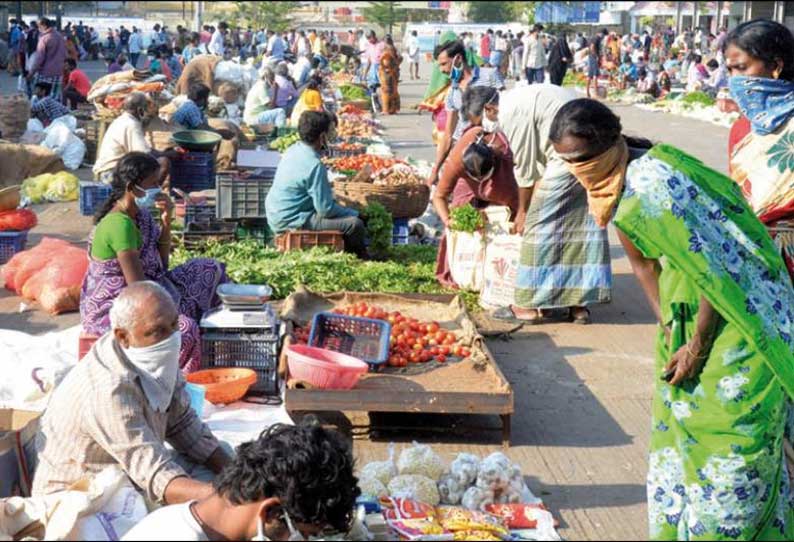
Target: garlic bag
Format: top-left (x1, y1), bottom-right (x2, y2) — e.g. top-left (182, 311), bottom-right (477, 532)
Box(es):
top-left (461, 486), bottom-right (495, 511)
top-left (449, 453), bottom-right (480, 487)
top-left (437, 474), bottom-right (466, 505)
top-left (397, 442), bottom-right (445, 481)
top-left (387, 475), bottom-right (441, 505)
top-left (360, 443), bottom-right (398, 486)
top-left (475, 452), bottom-right (513, 494)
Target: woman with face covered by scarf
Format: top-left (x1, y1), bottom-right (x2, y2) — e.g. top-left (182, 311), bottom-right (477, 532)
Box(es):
top-left (551, 98), bottom-right (794, 541)
top-left (433, 86), bottom-right (519, 287)
top-left (724, 21), bottom-right (794, 279)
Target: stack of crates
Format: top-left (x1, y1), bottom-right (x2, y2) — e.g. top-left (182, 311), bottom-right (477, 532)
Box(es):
top-left (170, 152), bottom-right (215, 192)
top-left (79, 182), bottom-right (112, 217)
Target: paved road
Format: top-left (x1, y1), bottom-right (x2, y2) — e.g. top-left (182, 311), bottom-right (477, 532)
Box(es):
top-left (0, 60), bottom-right (732, 540)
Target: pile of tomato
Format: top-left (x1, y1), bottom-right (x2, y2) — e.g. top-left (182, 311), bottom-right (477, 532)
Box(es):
top-left (327, 155), bottom-right (402, 173)
top-left (332, 303), bottom-right (471, 368)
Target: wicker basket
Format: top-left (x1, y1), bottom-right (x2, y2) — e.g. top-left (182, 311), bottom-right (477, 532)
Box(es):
top-left (333, 181), bottom-right (430, 219)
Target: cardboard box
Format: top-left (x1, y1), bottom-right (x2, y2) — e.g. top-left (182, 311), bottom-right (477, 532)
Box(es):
top-left (0, 408), bottom-right (41, 498)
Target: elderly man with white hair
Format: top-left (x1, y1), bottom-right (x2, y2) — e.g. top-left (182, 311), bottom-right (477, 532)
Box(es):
top-left (243, 66), bottom-right (287, 128)
top-left (32, 281), bottom-right (232, 506)
top-left (92, 92), bottom-right (172, 184)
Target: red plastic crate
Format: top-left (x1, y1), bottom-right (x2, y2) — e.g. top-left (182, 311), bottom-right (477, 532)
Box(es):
top-left (79, 332), bottom-right (99, 361)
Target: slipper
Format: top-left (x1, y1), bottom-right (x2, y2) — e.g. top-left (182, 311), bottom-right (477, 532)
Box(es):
top-left (569, 307), bottom-right (591, 325)
top-left (492, 306), bottom-right (544, 325)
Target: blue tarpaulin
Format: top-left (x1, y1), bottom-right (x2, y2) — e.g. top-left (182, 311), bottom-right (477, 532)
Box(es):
top-left (535, 1), bottom-right (601, 24)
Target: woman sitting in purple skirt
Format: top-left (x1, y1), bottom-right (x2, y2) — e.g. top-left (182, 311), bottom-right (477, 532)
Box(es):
top-left (80, 152), bottom-right (228, 372)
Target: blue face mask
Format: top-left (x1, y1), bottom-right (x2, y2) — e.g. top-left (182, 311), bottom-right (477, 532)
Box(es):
top-left (449, 56), bottom-right (464, 84)
top-left (728, 75), bottom-right (794, 135)
top-left (134, 185), bottom-right (161, 208)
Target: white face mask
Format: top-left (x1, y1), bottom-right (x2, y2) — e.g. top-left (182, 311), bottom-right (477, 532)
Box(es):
top-left (122, 331), bottom-right (181, 412)
top-left (481, 116), bottom-right (500, 133)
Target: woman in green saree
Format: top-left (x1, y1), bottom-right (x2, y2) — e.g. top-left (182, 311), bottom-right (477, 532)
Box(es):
top-left (549, 98), bottom-right (794, 540)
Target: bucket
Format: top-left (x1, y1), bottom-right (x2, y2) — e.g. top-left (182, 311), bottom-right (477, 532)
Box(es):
top-left (185, 382), bottom-right (206, 418)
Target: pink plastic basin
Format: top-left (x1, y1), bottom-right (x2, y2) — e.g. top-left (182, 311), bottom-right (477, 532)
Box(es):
top-left (286, 344), bottom-right (369, 390)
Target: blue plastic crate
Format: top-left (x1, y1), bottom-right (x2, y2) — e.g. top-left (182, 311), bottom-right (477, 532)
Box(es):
top-left (170, 152), bottom-right (215, 192)
top-left (79, 181), bottom-right (112, 216)
top-left (308, 312), bottom-right (391, 366)
top-left (0, 230), bottom-right (28, 264)
top-left (392, 218), bottom-right (410, 245)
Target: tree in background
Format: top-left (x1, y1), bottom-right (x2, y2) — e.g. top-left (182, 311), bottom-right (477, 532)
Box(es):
top-left (360, 1), bottom-right (407, 36)
top-left (509, 2), bottom-right (538, 26)
top-left (466, 1), bottom-right (513, 23)
top-left (233, 1), bottom-right (299, 32)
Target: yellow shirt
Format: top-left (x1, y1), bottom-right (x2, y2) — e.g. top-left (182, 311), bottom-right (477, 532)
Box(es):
top-left (290, 89), bottom-right (323, 126)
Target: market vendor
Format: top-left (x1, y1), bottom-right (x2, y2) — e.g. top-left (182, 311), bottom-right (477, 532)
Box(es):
top-left (93, 92), bottom-right (171, 184)
top-left (172, 83), bottom-right (212, 130)
top-left (265, 111), bottom-right (367, 257)
top-left (433, 86), bottom-right (519, 287)
top-left (289, 75), bottom-right (324, 127)
top-left (243, 66), bottom-right (287, 128)
top-left (30, 81), bottom-right (71, 126)
top-left (34, 282), bottom-right (232, 505)
top-left (81, 152), bottom-right (228, 372)
top-left (123, 421), bottom-right (360, 541)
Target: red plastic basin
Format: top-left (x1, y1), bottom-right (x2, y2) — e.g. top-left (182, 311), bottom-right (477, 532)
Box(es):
top-left (286, 344), bottom-right (368, 390)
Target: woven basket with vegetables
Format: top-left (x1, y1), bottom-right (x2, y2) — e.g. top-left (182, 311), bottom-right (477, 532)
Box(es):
top-left (335, 182), bottom-right (429, 219)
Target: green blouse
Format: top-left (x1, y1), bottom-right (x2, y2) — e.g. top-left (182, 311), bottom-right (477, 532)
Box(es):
top-left (91, 212), bottom-right (143, 261)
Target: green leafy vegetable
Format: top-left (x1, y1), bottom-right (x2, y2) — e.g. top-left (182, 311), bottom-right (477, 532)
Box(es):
top-left (339, 84), bottom-right (368, 101)
top-left (361, 202), bottom-right (392, 259)
top-left (449, 204), bottom-right (484, 233)
top-left (170, 241), bottom-right (481, 312)
top-left (681, 91), bottom-right (716, 106)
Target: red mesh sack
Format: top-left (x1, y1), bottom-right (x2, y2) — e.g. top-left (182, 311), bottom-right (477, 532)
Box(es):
top-left (0, 209), bottom-right (37, 231)
top-left (7, 238), bottom-right (73, 294)
top-left (21, 247), bottom-right (88, 301)
top-left (39, 284), bottom-right (82, 315)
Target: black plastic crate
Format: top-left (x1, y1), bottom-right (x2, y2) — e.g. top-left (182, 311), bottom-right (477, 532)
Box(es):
top-left (184, 203), bottom-right (216, 226)
top-left (216, 172), bottom-right (274, 220)
top-left (182, 220), bottom-right (236, 250)
top-left (170, 152), bottom-right (216, 192)
top-left (200, 328), bottom-right (280, 395)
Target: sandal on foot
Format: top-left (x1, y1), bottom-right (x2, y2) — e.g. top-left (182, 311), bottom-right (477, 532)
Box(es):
top-left (569, 307), bottom-right (591, 325)
top-left (492, 306), bottom-right (544, 325)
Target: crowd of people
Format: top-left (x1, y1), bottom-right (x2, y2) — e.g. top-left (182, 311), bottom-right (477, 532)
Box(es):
top-left (7, 9), bottom-right (794, 541)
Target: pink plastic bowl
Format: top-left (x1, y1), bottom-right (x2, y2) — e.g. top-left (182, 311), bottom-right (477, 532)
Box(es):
top-left (286, 344), bottom-right (369, 390)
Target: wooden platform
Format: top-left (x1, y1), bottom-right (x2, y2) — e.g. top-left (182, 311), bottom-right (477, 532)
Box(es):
top-left (281, 291), bottom-right (515, 445)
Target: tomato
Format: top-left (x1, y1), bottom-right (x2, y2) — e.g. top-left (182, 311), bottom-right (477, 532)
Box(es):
top-left (453, 346), bottom-right (463, 357)
top-left (428, 322), bottom-right (440, 334)
top-left (412, 343), bottom-right (422, 351)
top-left (440, 345), bottom-right (451, 356)
top-left (431, 346), bottom-right (440, 356)
top-left (396, 336), bottom-right (406, 347)
top-left (436, 354), bottom-right (447, 363)
top-left (420, 324), bottom-right (428, 334)
top-left (388, 355), bottom-right (399, 367)
top-left (420, 351), bottom-right (432, 363)
top-left (428, 338), bottom-right (439, 346)
top-left (409, 352), bottom-right (420, 363)
top-left (461, 348), bottom-right (471, 358)
top-left (435, 331), bottom-right (446, 343)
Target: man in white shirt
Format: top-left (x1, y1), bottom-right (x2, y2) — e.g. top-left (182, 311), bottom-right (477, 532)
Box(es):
top-left (93, 92), bottom-right (170, 183)
top-left (522, 24), bottom-right (547, 84)
top-left (405, 30), bottom-right (420, 80)
top-left (122, 421), bottom-right (360, 542)
top-left (208, 21), bottom-right (228, 56)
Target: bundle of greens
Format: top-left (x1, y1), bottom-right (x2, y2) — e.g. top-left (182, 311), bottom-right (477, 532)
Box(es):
top-left (361, 202), bottom-right (393, 259)
top-left (339, 84), bottom-right (369, 101)
top-left (171, 241), bottom-right (479, 310)
top-left (681, 91), bottom-right (716, 107)
top-left (449, 204), bottom-right (484, 233)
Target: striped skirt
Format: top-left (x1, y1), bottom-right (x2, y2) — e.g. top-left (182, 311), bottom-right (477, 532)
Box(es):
top-left (515, 169), bottom-right (612, 309)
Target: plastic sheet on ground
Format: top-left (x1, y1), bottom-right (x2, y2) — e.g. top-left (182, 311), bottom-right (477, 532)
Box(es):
top-left (200, 392), bottom-right (293, 448)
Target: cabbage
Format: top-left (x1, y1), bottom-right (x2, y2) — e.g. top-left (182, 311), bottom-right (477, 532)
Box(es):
top-left (387, 475), bottom-right (440, 505)
top-left (397, 442), bottom-right (445, 481)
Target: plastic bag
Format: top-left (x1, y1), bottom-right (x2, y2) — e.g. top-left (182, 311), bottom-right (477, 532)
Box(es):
top-left (475, 453), bottom-right (513, 494)
top-left (17, 74), bottom-right (26, 93)
top-left (438, 453), bottom-right (481, 505)
top-left (397, 443), bottom-right (445, 482)
top-left (387, 475), bottom-right (440, 506)
top-left (461, 486), bottom-right (495, 511)
top-left (21, 172), bottom-right (80, 203)
top-left (438, 474), bottom-right (467, 505)
top-left (4, 238), bottom-right (71, 293)
top-left (360, 443), bottom-right (398, 486)
top-left (41, 121), bottom-right (85, 170)
top-left (0, 209), bottom-right (37, 231)
top-left (446, 230), bottom-right (485, 290)
top-left (358, 477), bottom-right (388, 499)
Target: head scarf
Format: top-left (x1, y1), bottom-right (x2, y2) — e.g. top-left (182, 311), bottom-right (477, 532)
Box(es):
top-left (729, 75), bottom-right (794, 135)
top-left (565, 138), bottom-right (630, 228)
